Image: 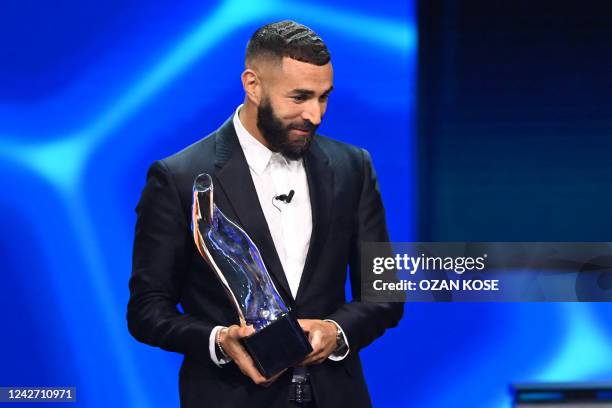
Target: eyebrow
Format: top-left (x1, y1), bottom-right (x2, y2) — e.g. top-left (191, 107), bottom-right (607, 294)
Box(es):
top-left (290, 86), bottom-right (334, 97)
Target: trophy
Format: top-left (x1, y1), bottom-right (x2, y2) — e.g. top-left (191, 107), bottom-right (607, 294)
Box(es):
top-left (191, 174), bottom-right (312, 378)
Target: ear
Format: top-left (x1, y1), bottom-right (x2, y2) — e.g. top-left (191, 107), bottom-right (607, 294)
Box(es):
top-left (241, 68), bottom-right (262, 106)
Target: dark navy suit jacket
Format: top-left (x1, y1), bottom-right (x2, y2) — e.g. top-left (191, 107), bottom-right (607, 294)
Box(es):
top-left (127, 116), bottom-right (403, 407)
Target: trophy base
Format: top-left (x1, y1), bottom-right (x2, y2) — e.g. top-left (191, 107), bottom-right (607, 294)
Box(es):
top-left (240, 313), bottom-right (312, 378)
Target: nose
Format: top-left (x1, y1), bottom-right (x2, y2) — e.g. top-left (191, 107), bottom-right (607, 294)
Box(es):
top-left (301, 101), bottom-right (322, 126)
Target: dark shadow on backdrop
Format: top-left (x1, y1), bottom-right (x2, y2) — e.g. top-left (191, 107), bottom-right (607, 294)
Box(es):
top-left (418, 0), bottom-right (612, 241)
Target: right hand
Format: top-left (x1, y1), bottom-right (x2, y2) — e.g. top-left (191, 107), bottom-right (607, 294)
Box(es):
top-left (218, 325), bottom-right (285, 386)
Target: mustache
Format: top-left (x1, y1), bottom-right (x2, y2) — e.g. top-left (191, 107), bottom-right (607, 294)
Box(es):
top-left (288, 120), bottom-right (318, 133)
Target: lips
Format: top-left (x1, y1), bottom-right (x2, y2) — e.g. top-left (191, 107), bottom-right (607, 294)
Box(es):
top-left (290, 128), bottom-right (311, 136)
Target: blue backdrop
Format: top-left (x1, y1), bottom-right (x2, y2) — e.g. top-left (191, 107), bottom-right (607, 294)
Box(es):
top-left (416, 2), bottom-right (612, 407)
top-left (2, 1), bottom-right (610, 407)
top-left (0, 1), bottom-right (415, 407)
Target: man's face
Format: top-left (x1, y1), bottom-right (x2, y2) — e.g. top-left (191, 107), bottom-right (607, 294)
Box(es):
top-left (256, 57), bottom-right (334, 160)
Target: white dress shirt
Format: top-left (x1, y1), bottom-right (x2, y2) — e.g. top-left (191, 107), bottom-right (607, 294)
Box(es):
top-left (233, 105), bottom-right (312, 299)
top-left (208, 106), bottom-right (349, 366)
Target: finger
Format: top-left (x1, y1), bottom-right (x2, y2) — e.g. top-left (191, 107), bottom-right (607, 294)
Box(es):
top-left (300, 354), bottom-right (323, 366)
top-left (310, 330), bottom-right (323, 352)
top-left (261, 368), bottom-right (287, 387)
top-left (300, 349), bottom-right (325, 366)
top-left (307, 348), bottom-right (331, 365)
top-left (234, 353), bottom-right (267, 385)
top-left (227, 324), bottom-right (254, 340)
top-left (299, 349), bottom-right (317, 364)
top-left (222, 331), bottom-right (251, 361)
top-left (301, 339), bottom-right (335, 366)
top-left (224, 327), bottom-right (270, 385)
top-left (298, 321), bottom-right (311, 335)
top-left (237, 325), bottom-right (255, 338)
top-left (297, 330), bottom-right (323, 366)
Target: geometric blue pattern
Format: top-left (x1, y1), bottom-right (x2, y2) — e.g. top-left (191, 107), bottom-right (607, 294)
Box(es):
top-left (3, 1), bottom-right (610, 407)
top-left (0, 1), bottom-right (415, 406)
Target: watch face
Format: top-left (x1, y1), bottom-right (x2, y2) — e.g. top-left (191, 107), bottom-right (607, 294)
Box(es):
top-left (336, 331), bottom-right (346, 348)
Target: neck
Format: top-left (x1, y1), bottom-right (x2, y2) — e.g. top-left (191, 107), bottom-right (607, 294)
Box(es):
top-left (239, 100), bottom-right (270, 148)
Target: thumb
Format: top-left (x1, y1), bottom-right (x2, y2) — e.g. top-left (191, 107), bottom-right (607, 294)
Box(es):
top-left (310, 329), bottom-right (323, 350)
top-left (238, 324), bottom-right (256, 338)
top-left (298, 319), bottom-right (311, 332)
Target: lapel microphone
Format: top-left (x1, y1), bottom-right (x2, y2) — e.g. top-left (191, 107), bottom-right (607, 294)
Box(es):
top-left (274, 190), bottom-right (295, 204)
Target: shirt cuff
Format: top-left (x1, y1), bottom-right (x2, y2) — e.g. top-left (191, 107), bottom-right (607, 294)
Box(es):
top-left (324, 319), bottom-right (350, 361)
top-left (209, 325), bottom-right (232, 367)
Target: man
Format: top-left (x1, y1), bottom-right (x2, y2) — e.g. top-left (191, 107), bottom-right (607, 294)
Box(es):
top-left (128, 20), bottom-right (403, 407)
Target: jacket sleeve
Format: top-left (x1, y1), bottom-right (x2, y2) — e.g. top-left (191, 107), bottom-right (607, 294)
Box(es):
top-left (326, 149), bottom-right (404, 353)
top-left (127, 160), bottom-right (214, 364)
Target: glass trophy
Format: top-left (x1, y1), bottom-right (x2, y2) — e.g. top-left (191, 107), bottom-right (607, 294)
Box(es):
top-left (191, 173), bottom-right (312, 378)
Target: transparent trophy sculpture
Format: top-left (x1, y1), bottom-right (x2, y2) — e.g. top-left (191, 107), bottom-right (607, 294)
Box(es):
top-left (191, 174), bottom-right (312, 377)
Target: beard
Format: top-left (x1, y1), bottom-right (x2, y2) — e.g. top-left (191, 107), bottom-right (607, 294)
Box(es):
top-left (256, 97), bottom-right (318, 160)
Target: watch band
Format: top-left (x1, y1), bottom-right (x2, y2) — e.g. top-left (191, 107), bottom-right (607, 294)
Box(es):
top-left (334, 324), bottom-right (348, 354)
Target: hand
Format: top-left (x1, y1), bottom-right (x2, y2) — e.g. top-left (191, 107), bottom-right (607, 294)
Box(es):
top-left (298, 319), bottom-right (338, 366)
top-left (218, 325), bottom-right (285, 386)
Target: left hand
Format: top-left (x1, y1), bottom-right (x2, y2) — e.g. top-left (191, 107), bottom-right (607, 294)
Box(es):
top-left (297, 319), bottom-right (337, 366)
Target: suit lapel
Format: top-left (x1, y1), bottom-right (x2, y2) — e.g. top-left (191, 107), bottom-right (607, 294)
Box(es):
top-left (213, 117), bottom-right (294, 305)
top-left (295, 139), bottom-right (334, 304)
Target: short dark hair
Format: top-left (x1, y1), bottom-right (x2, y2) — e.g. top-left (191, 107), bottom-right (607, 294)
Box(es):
top-left (246, 20), bottom-right (331, 66)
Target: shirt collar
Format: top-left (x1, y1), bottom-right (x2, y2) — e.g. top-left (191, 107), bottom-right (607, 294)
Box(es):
top-left (232, 105), bottom-right (296, 175)
top-left (233, 105), bottom-right (274, 176)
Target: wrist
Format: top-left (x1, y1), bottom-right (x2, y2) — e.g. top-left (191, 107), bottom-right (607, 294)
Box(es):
top-left (215, 327), bottom-right (231, 361)
top-left (325, 320), bottom-right (348, 354)
top-left (320, 321), bottom-right (337, 347)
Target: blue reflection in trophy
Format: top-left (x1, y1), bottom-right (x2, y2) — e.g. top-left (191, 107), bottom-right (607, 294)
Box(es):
top-left (191, 173), bottom-right (311, 377)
